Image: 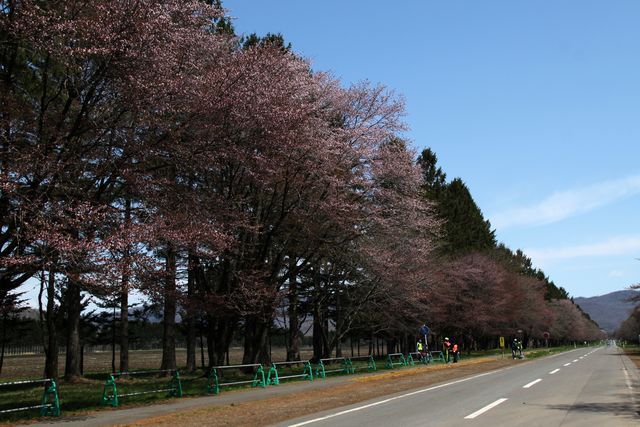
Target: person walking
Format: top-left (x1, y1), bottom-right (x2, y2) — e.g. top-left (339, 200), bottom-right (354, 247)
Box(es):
top-left (443, 337), bottom-right (451, 363)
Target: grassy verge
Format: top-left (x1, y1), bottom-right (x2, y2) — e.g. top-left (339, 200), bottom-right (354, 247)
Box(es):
top-left (622, 345), bottom-right (640, 369)
top-left (0, 369), bottom-right (213, 425)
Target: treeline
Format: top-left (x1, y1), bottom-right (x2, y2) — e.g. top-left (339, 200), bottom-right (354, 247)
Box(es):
top-left (615, 285), bottom-right (640, 341)
top-left (1, 0), bottom-right (602, 381)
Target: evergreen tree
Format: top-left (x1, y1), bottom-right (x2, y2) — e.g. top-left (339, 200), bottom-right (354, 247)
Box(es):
top-left (417, 148), bottom-right (447, 198)
top-left (438, 178), bottom-right (496, 255)
top-left (417, 149), bottom-right (495, 255)
top-left (493, 244), bottom-right (569, 300)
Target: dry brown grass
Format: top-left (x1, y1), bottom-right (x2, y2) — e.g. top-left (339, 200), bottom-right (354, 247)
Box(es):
top-left (624, 347), bottom-right (640, 369)
top-left (119, 357), bottom-right (515, 427)
top-left (1, 347), bottom-right (315, 380)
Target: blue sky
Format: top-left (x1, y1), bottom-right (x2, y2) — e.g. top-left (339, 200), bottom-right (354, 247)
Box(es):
top-left (224, 0), bottom-right (640, 298)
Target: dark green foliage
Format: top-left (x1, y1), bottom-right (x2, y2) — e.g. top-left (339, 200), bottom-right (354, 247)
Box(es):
top-left (417, 148), bottom-right (495, 256)
top-left (493, 244), bottom-right (569, 300)
top-left (417, 148), bottom-right (447, 198)
top-left (438, 178), bottom-right (496, 255)
top-left (242, 33), bottom-right (292, 52)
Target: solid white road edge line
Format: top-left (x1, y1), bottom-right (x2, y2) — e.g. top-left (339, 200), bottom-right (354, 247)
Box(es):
top-left (523, 379), bottom-right (542, 388)
top-left (287, 369), bottom-right (506, 427)
top-left (464, 398), bottom-right (509, 419)
top-left (549, 369), bottom-right (560, 375)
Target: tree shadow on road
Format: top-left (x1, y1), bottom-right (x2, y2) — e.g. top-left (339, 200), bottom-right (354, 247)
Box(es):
top-left (544, 392), bottom-right (640, 420)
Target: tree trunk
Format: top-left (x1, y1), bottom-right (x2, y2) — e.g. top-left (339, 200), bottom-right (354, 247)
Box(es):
top-left (0, 315), bottom-right (6, 376)
top-left (335, 290), bottom-right (342, 357)
top-left (119, 198), bottom-right (131, 373)
top-left (218, 317), bottom-right (235, 367)
top-left (386, 338), bottom-right (396, 355)
top-left (206, 316), bottom-right (217, 368)
top-left (312, 302), bottom-right (331, 361)
top-left (242, 315), bottom-right (270, 366)
top-left (199, 330), bottom-right (206, 368)
top-left (185, 254), bottom-right (197, 372)
top-left (160, 244), bottom-right (177, 371)
top-left (206, 318), bottom-right (217, 368)
top-left (111, 307), bottom-right (116, 374)
top-left (64, 279), bottom-right (82, 381)
top-left (286, 259), bottom-right (300, 361)
top-left (119, 281), bottom-right (129, 372)
top-left (44, 270), bottom-right (58, 380)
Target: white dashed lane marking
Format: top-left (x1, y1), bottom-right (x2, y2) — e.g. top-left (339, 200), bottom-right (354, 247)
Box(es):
top-left (523, 379), bottom-right (542, 389)
top-left (464, 398), bottom-right (509, 419)
top-left (549, 368), bottom-right (560, 374)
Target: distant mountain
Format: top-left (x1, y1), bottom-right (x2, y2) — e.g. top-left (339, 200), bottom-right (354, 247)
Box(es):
top-left (574, 290), bottom-right (639, 333)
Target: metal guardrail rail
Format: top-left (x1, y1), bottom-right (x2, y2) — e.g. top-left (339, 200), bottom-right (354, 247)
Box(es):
top-left (0, 378), bottom-right (60, 416)
top-left (316, 357), bottom-right (352, 378)
top-left (385, 352), bottom-right (407, 368)
top-left (267, 360), bottom-right (313, 385)
top-left (101, 369), bottom-right (182, 407)
top-left (207, 363), bottom-right (266, 394)
top-left (349, 355), bottom-right (377, 372)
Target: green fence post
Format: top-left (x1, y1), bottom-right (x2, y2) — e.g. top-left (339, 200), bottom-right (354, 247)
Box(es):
top-left (252, 365), bottom-right (266, 388)
top-left (342, 358), bottom-right (352, 374)
top-left (267, 365), bottom-right (279, 385)
top-left (101, 375), bottom-right (118, 407)
top-left (316, 361), bottom-right (326, 379)
top-left (406, 354), bottom-right (415, 366)
top-left (385, 355), bottom-right (392, 369)
top-left (169, 370), bottom-right (182, 397)
top-left (40, 379), bottom-right (60, 417)
top-left (207, 368), bottom-right (219, 395)
top-left (368, 355), bottom-right (377, 371)
top-left (304, 362), bottom-right (314, 381)
top-left (400, 354), bottom-right (408, 366)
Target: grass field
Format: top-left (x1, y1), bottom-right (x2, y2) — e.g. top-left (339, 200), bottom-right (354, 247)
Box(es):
top-left (0, 347), bottom-right (317, 381)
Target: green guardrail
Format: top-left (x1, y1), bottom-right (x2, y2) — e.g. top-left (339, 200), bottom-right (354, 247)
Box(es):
top-left (0, 378), bottom-right (60, 417)
top-left (385, 353), bottom-right (407, 369)
top-left (101, 369), bottom-right (182, 407)
top-left (430, 351), bottom-right (446, 363)
top-left (349, 355), bottom-right (377, 372)
top-left (267, 361), bottom-right (313, 385)
top-left (407, 352), bottom-right (432, 365)
top-left (316, 357), bottom-right (352, 379)
top-left (206, 364), bottom-right (266, 395)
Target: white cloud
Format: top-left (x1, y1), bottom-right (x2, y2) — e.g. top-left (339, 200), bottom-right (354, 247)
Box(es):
top-left (491, 174), bottom-right (640, 229)
top-left (526, 235), bottom-right (640, 265)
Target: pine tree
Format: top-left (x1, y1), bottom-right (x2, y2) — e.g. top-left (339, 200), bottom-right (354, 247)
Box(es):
top-left (417, 148), bottom-right (495, 255)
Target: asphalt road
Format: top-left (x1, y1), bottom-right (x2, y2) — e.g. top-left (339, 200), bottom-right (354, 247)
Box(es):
top-left (281, 346), bottom-right (640, 427)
